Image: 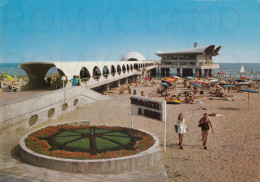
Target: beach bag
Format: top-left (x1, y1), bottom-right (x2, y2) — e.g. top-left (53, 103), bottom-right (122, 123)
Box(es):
top-left (175, 125), bottom-right (178, 133)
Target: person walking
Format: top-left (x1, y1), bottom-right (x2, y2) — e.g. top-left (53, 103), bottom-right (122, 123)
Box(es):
top-left (198, 113), bottom-right (214, 150)
top-left (175, 113), bottom-right (189, 149)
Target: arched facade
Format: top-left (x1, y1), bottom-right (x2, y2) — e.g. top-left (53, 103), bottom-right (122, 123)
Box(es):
top-left (19, 60), bottom-right (156, 89)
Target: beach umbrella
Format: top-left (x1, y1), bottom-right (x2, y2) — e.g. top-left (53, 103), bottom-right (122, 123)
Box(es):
top-left (173, 76), bottom-right (180, 79)
top-left (191, 83), bottom-right (202, 87)
top-left (165, 81), bottom-right (173, 86)
top-left (218, 72), bottom-right (225, 75)
top-left (144, 77), bottom-right (150, 80)
top-left (165, 78), bottom-right (174, 81)
top-left (6, 74), bottom-right (14, 82)
top-left (186, 76), bottom-right (194, 79)
top-left (238, 82), bottom-right (251, 85)
top-left (239, 77), bottom-right (249, 80)
top-left (218, 83), bottom-right (229, 86)
top-left (252, 78), bottom-right (260, 82)
top-left (209, 80), bottom-right (219, 83)
top-left (221, 84), bottom-right (235, 94)
top-left (239, 88), bottom-right (259, 110)
top-left (220, 85), bottom-right (235, 88)
top-left (165, 80), bottom-right (173, 83)
top-left (190, 81), bottom-right (201, 84)
top-left (160, 82), bottom-right (169, 87)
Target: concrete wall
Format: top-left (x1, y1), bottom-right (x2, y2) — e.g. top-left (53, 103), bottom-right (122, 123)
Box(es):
top-left (0, 87), bottom-right (101, 134)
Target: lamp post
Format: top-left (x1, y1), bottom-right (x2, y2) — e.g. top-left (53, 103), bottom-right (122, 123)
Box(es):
top-left (61, 76), bottom-right (66, 88)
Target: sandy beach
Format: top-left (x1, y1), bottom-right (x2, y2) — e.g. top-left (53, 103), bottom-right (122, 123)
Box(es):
top-left (0, 79), bottom-right (260, 181)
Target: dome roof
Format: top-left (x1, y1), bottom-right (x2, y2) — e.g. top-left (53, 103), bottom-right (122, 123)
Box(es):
top-left (120, 52), bottom-right (146, 61)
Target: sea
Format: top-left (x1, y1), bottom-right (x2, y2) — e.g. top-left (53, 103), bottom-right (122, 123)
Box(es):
top-left (0, 63), bottom-right (260, 78)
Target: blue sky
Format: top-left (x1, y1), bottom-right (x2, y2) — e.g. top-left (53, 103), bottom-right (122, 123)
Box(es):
top-left (0, 0), bottom-right (259, 63)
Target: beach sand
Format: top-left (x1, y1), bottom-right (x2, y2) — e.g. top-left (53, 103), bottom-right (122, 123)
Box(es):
top-left (1, 80), bottom-right (260, 181)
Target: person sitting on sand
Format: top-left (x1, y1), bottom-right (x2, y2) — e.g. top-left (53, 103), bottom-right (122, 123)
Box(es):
top-left (141, 91), bottom-right (145, 97)
top-left (176, 96), bottom-right (181, 101)
top-left (183, 96), bottom-right (190, 104)
top-left (170, 94), bottom-right (176, 100)
top-left (194, 87), bottom-right (199, 94)
top-left (198, 113), bottom-right (214, 150)
top-left (175, 113), bottom-right (189, 149)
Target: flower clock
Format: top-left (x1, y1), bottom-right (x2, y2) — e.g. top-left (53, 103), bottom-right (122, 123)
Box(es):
top-left (25, 124), bottom-right (155, 160)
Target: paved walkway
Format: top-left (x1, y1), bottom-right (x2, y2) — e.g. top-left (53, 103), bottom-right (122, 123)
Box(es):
top-left (0, 90), bottom-right (51, 104)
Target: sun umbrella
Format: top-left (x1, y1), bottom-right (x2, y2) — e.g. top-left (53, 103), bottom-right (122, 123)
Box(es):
top-left (220, 85), bottom-right (235, 88)
top-left (239, 77), bottom-right (250, 80)
top-left (209, 80), bottom-right (219, 83)
top-left (6, 74), bottom-right (14, 82)
top-left (238, 82), bottom-right (251, 85)
top-left (173, 76), bottom-right (180, 79)
top-left (252, 78), bottom-right (260, 81)
top-left (165, 81), bottom-right (173, 86)
top-left (239, 88), bottom-right (259, 110)
top-left (144, 77), bottom-right (150, 80)
top-left (160, 82), bottom-right (168, 86)
top-left (165, 78), bottom-right (174, 82)
top-left (218, 83), bottom-right (229, 86)
top-left (186, 76), bottom-right (194, 79)
top-left (191, 83), bottom-right (202, 87)
top-left (190, 81), bottom-right (201, 84)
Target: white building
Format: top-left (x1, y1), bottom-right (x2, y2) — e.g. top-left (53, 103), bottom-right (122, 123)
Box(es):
top-left (156, 42), bottom-right (221, 77)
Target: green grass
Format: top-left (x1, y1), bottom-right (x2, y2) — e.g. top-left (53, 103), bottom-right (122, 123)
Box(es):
top-left (73, 129), bottom-right (91, 133)
top-left (56, 131), bottom-right (80, 137)
top-left (95, 129), bottom-right (112, 134)
top-left (104, 132), bottom-right (128, 137)
top-left (103, 136), bottom-right (131, 145)
top-left (95, 137), bottom-right (119, 150)
top-left (65, 138), bottom-right (90, 150)
top-left (55, 136), bottom-right (81, 145)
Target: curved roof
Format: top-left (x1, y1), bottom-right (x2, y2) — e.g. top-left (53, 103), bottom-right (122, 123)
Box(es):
top-left (156, 45), bottom-right (221, 56)
top-left (120, 52), bottom-right (146, 61)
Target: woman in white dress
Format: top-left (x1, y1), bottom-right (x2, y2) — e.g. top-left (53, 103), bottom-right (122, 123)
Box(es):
top-left (175, 113), bottom-right (189, 149)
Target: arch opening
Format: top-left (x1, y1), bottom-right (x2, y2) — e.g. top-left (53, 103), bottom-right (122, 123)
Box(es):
top-left (126, 64), bottom-right (130, 72)
top-left (111, 65), bottom-right (116, 77)
top-left (122, 64), bottom-right (126, 73)
top-left (103, 65), bottom-right (109, 79)
top-left (134, 63), bottom-right (139, 70)
top-left (130, 64), bottom-right (133, 71)
top-left (117, 65), bottom-right (121, 75)
top-left (80, 67), bottom-right (91, 82)
top-left (93, 66), bottom-right (101, 81)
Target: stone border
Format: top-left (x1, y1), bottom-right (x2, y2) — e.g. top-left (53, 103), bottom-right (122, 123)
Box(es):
top-left (19, 121), bottom-right (162, 174)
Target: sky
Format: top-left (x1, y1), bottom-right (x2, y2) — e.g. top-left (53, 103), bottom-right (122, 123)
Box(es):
top-left (0, 0), bottom-right (259, 63)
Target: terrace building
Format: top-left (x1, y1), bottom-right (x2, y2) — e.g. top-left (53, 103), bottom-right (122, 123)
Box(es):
top-left (156, 42), bottom-right (221, 77)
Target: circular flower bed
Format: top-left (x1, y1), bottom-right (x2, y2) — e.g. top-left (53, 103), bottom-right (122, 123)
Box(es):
top-left (25, 124), bottom-right (155, 160)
